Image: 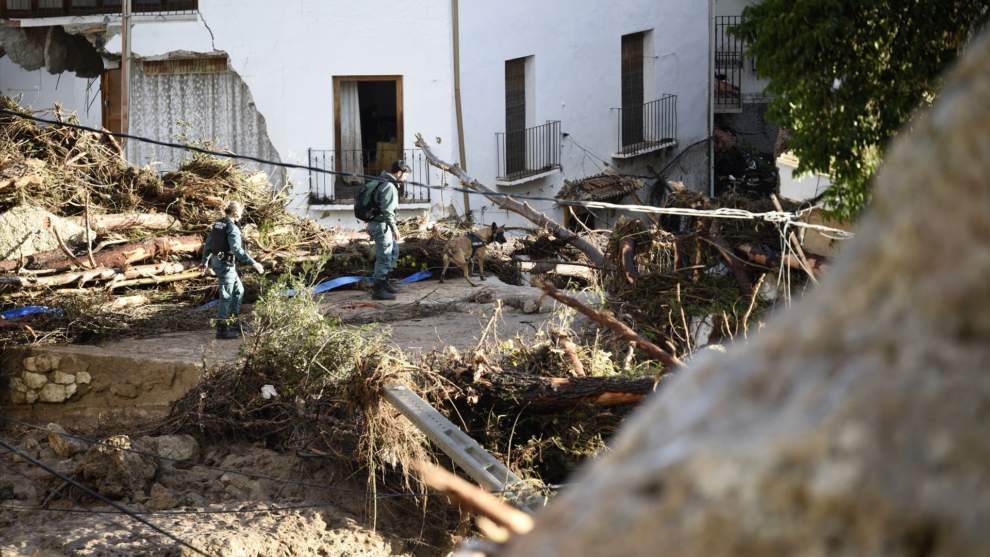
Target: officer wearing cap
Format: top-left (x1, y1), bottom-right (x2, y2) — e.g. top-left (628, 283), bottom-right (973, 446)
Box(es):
top-left (199, 201), bottom-right (265, 339)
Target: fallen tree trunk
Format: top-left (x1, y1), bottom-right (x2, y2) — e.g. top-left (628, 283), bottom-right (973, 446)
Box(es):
top-left (0, 235), bottom-right (204, 273)
top-left (414, 133), bottom-right (606, 268)
top-left (66, 213), bottom-right (179, 232)
top-left (532, 277), bottom-right (683, 369)
top-left (0, 260), bottom-right (200, 288)
top-left (467, 370), bottom-right (667, 410)
top-left (736, 242), bottom-right (829, 277)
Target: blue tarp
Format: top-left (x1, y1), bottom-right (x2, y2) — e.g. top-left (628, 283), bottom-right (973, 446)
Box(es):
top-left (0, 306), bottom-right (65, 319)
top-left (198, 271), bottom-right (434, 311)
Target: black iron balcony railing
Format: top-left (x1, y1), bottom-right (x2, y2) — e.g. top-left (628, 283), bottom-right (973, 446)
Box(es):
top-left (714, 15), bottom-right (743, 111)
top-left (496, 120), bottom-right (561, 182)
top-left (308, 148), bottom-right (431, 205)
top-left (1, 0), bottom-right (197, 18)
top-left (615, 94), bottom-right (677, 157)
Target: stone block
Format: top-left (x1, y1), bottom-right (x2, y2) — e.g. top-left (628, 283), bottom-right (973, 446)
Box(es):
top-left (22, 357), bottom-right (36, 372)
top-left (79, 435), bottom-right (157, 499)
top-left (10, 377), bottom-right (26, 393)
top-left (24, 390), bottom-right (37, 404)
top-left (184, 491), bottom-right (208, 508)
top-left (34, 355), bottom-right (52, 373)
top-left (46, 423), bottom-right (86, 458)
top-left (21, 371), bottom-right (47, 390)
top-left (10, 391), bottom-right (25, 405)
top-left (48, 355), bottom-right (60, 370)
top-left (137, 434), bottom-right (200, 468)
top-left (143, 483), bottom-right (179, 512)
top-left (76, 371), bottom-right (92, 384)
top-left (65, 383), bottom-right (77, 398)
top-left (53, 371), bottom-right (75, 385)
top-left (38, 383), bottom-right (66, 403)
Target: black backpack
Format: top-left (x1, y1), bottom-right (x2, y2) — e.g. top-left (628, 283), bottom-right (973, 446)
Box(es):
top-left (354, 180), bottom-right (385, 222)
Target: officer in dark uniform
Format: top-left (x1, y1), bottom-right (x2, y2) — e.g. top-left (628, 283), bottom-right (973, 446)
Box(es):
top-left (199, 201), bottom-right (265, 339)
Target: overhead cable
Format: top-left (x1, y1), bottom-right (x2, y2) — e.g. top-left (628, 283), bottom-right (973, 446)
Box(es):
top-left (0, 109), bottom-right (853, 238)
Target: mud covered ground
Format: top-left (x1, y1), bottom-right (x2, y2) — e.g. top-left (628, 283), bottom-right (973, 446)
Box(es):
top-left (1, 276), bottom-right (599, 557)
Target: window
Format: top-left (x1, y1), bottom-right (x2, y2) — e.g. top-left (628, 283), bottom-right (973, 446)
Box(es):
top-left (621, 32), bottom-right (645, 147)
top-left (504, 57), bottom-right (527, 175)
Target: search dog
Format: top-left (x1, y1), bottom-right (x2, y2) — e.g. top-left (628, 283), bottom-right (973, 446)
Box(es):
top-left (440, 223), bottom-right (507, 287)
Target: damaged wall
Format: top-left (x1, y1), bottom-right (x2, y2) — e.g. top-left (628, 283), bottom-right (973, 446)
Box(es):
top-left (127, 62), bottom-right (286, 187)
top-left (0, 25), bottom-right (105, 129)
top-left (0, 26), bottom-right (105, 78)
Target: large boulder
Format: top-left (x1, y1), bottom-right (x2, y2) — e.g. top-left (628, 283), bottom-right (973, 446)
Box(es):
top-left (76, 436), bottom-right (158, 500)
top-left (506, 34), bottom-right (990, 557)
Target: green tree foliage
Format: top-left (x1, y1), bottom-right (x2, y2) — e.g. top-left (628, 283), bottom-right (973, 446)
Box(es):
top-left (733, 0), bottom-right (988, 220)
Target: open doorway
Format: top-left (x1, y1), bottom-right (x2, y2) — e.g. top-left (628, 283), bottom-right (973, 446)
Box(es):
top-left (333, 75), bottom-right (403, 199)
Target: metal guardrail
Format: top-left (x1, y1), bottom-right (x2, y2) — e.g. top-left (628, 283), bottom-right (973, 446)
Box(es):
top-left (496, 120), bottom-right (561, 182)
top-left (615, 94), bottom-right (677, 157)
top-left (1, 0), bottom-right (197, 18)
top-left (307, 148), bottom-right (431, 205)
top-left (714, 15), bottom-right (743, 111)
top-left (382, 384), bottom-right (547, 515)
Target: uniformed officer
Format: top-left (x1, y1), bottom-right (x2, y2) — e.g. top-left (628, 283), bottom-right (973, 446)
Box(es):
top-left (199, 201), bottom-right (265, 339)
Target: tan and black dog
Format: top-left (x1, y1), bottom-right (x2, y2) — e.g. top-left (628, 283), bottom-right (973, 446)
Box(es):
top-left (440, 222), bottom-right (507, 287)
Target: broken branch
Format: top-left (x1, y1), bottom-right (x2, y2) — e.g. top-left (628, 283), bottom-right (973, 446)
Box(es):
top-left (415, 133), bottom-right (606, 268)
top-left (531, 277), bottom-right (682, 369)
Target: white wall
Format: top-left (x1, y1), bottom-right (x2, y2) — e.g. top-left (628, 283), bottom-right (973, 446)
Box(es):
top-left (457, 0), bottom-right (711, 231)
top-left (106, 1), bottom-right (459, 228)
top-left (0, 57), bottom-right (102, 129)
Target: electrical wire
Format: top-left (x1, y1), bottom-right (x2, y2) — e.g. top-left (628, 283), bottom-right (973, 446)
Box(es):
top-left (0, 109), bottom-right (854, 238)
top-left (0, 438), bottom-right (214, 557)
top-left (1, 417), bottom-right (567, 501)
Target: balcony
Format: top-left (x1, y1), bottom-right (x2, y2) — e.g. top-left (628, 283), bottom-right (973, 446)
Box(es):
top-left (612, 94), bottom-right (678, 159)
top-left (307, 148), bottom-right (431, 207)
top-left (1, 0), bottom-right (197, 19)
top-left (714, 15), bottom-right (743, 113)
top-left (495, 120), bottom-right (561, 185)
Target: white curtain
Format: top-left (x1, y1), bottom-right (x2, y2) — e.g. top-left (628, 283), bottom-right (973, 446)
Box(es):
top-left (339, 81), bottom-right (363, 185)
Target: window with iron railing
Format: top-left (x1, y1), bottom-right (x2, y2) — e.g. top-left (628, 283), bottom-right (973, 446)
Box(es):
top-left (614, 94), bottom-right (677, 157)
top-left (714, 16), bottom-right (743, 111)
top-left (496, 120), bottom-right (561, 182)
top-left (1, 0), bottom-right (196, 18)
top-left (307, 148), bottom-right (432, 206)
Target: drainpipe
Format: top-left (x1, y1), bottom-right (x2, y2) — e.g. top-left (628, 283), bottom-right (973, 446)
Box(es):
top-left (121, 0), bottom-right (132, 153)
top-left (452, 0), bottom-right (472, 219)
top-left (708, 0), bottom-right (715, 197)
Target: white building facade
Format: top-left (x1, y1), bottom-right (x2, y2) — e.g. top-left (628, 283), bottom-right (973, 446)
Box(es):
top-left (0, 1), bottom-right (714, 231)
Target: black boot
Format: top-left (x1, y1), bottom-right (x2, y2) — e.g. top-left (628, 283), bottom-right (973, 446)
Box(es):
top-left (383, 272), bottom-right (398, 294)
top-left (371, 280), bottom-right (396, 300)
top-left (216, 323), bottom-right (241, 340)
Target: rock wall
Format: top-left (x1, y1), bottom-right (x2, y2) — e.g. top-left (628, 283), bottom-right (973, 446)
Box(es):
top-left (505, 33), bottom-right (990, 557)
top-left (2, 345), bottom-right (206, 431)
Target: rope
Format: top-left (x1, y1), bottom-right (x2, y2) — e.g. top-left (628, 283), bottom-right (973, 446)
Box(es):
top-left (0, 109), bottom-right (854, 238)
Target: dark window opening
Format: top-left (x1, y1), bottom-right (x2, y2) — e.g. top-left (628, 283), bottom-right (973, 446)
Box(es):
top-left (621, 32), bottom-right (645, 147)
top-left (505, 57), bottom-right (527, 176)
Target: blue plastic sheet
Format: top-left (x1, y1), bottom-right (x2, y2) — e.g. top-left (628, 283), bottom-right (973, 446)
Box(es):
top-left (198, 272), bottom-right (433, 310)
top-left (396, 270), bottom-right (432, 284)
top-left (0, 306), bottom-right (64, 319)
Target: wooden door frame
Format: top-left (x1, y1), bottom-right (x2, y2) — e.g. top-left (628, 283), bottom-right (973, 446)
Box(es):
top-left (332, 75), bottom-right (404, 162)
top-left (101, 68), bottom-right (122, 134)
